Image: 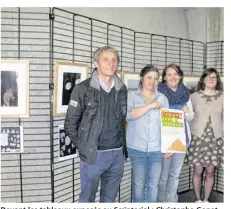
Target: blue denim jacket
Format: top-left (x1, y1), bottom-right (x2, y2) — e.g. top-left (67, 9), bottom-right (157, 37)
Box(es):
top-left (126, 89), bottom-right (169, 152)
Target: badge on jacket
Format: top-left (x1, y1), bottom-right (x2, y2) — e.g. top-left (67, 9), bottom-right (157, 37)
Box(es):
top-left (70, 100), bottom-right (78, 107)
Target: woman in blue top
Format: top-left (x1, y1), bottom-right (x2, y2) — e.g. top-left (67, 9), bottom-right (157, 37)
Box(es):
top-left (126, 64), bottom-right (169, 202)
top-left (157, 63), bottom-right (194, 202)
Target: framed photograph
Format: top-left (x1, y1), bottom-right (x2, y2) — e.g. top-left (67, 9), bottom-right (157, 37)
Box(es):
top-left (183, 76), bottom-right (200, 94)
top-left (58, 125), bottom-right (77, 161)
top-left (53, 61), bottom-right (89, 116)
top-left (122, 71), bottom-right (140, 91)
top-left (1, 126), bottom-right (24, 153)
top-left (1, 60), bottom-right (29, 118)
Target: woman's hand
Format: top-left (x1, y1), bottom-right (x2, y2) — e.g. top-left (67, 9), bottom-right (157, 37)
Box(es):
top-left (164, 153), bottom-right (173, 159)
top-left (182, 106), bottom-right (189, 113)
top-left (150, 101), bottom-right (162, 109)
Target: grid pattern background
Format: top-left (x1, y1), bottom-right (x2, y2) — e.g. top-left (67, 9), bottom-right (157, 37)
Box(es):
top-left (1, 7), bottom-right (224, 202)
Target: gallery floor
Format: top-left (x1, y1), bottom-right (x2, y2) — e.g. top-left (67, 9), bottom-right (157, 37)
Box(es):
top-left (178, 189), bottom-right (223, 202)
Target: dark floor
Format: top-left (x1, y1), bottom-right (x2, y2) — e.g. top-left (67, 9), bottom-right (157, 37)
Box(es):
top-left (178, 189), bottom-right (223, 202)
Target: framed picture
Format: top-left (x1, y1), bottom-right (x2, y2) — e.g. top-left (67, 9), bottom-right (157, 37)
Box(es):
top-left (122, 71), bottom-right (140, 91)
top-left (1, 126), bottom-right (24, 153)
top-left (58, 125), bottom-right (77, 161)
top-left (53, 61), bottom-right (89, 116)
top-left (1, 60), bottom-right (29, 118)
top-left (183, 76), bottom-right (200, 94)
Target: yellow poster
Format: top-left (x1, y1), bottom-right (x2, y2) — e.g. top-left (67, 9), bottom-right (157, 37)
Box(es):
top-left (160, 108), bottom-right (186, 153)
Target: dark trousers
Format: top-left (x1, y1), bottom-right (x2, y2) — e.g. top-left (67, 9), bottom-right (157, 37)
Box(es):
top-left (79, 148), bottom-right (124, 202)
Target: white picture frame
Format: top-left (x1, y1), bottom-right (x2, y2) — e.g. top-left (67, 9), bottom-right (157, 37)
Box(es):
top-left (122, 71), bottom-right (140, 91)
top-left (53, 61), bottom-right (89, 116)
top-left (58, 125), bottom-right (78, 161)
top-left (183, 76), bottom-right (200, 93)
top-left (1, 60), bottom-right (29, 118)
top-left (1, 126), bottom-right (24, 153)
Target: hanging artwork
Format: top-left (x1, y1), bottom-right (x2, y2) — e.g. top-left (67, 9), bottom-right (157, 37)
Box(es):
top-left (183, 76), bottom-right (200, 94)
top-left (122, 71), bottom-right (140, 91)
top-left (58, 125), bottom-right (77, 161)
top-left (1, 60), bottom-right (29, 118)
top-left (1, 126), bottom-right (24, 153)
top-left (53, 61), bottom-right (88, 116)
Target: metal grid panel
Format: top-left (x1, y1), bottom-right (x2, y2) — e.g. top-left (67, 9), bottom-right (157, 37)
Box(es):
top-left (135, 32), bottom-right (152, 72)
top-left (1, 7), bottom-right (223, 203)
top-left (1, 7), bottom-right (52, 203)
top-left (206, 41), bottom-right (224, 75)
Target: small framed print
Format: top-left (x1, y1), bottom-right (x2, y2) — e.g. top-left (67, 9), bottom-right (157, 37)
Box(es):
top-left (1, 126), bottom-right (24, 153)
top-left (183, 76), bottom-right (200, 94)
top-left (1, 60), bottom-right (29, 118)
top-left (58, 125), bottom-right (77, 161)
top-left (122, 71), bottom-right (140, 91)
top-left (53, 61), bottom-right (88, 116)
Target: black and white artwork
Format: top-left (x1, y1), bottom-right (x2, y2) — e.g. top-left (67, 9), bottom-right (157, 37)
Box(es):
top-left (183, 76), bottom-right (200, 94)
top-left (0, 60), bottom-right (29, 118)
top-left (122, 71), bottom-right (140, 91)
top-left (62, 72), bottom-right (81, 105)
top-left (1, 126), bottom-right (24, 153)
top-left (58, 125), bottom-right (77, 161)
top-left (53, 62), bottom-right (88, 116)
top-left (1, 71), bottom-right (18, 107)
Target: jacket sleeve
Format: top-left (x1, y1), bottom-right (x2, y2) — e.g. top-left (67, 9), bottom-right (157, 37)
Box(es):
top-left (126, 91), bottom-right (134, 121)
top-left (64, 85), bottom-right (86, 148)
top-left (184, 98), bottom-right (194, 122)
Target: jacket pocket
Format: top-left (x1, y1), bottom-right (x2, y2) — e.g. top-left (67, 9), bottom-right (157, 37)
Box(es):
top-left (85, 100), bottom-right (98, 122)
top-left (78, 100), bottom-right (98, 142)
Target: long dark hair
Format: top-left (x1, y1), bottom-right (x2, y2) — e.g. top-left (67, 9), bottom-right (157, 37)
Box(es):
top-left (161, 63), bottom-right (184, 83)
top-left (139, 64), bottom-right (159, 88)
top-left (196, 68), bottom-right (223, 91)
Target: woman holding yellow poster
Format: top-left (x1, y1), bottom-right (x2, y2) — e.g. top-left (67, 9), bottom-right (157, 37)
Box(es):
top-left (157, 63), bottom-right (194, 203)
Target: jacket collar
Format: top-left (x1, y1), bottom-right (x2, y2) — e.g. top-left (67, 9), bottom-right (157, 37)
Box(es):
top-left (89, 69), bottom-right (124, 91)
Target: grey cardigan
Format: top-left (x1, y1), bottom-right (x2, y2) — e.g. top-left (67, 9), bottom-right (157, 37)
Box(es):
top-left (190, 91), bottom-right (223, 139)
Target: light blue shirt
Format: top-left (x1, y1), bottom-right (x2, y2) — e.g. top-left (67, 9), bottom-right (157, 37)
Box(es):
top-left (126, 88), bottom-right (169, 152)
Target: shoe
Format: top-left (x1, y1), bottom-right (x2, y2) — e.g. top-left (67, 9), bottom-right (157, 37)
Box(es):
top-left (203, 200), bottom-right (210, 203)
top-left (195, 200), bottom-right (203, 203)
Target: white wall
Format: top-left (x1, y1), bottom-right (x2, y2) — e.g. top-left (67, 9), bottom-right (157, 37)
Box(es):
top-left (62, 7), bottom-right (189, 39)
top-left (63, 7), bottom-right (224, 42)
top-left (207, 7), bottom-right (224, 42)
top-left (185, 7), bottom-right (224, 42)
top-left (185, 8), bottom-right (207, 42)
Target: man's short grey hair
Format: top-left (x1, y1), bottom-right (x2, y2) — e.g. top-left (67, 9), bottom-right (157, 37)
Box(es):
top-left (93, 45), bottom-right (120, 64)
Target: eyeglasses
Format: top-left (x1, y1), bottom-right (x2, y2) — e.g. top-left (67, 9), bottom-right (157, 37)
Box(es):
top-left (206, 76), bottom-right (217, 81)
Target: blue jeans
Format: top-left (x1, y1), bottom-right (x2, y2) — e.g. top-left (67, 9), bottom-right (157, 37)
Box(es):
top-left (158, 153), bottom-right (186, 202)
top-left (128, 148), bottom-right (164, 202)
top-left (79, 148), bottom-right (124, 202)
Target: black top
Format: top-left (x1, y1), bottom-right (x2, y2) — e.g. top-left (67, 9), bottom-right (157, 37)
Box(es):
top-left (97, 87), bottom-right (122, 150)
